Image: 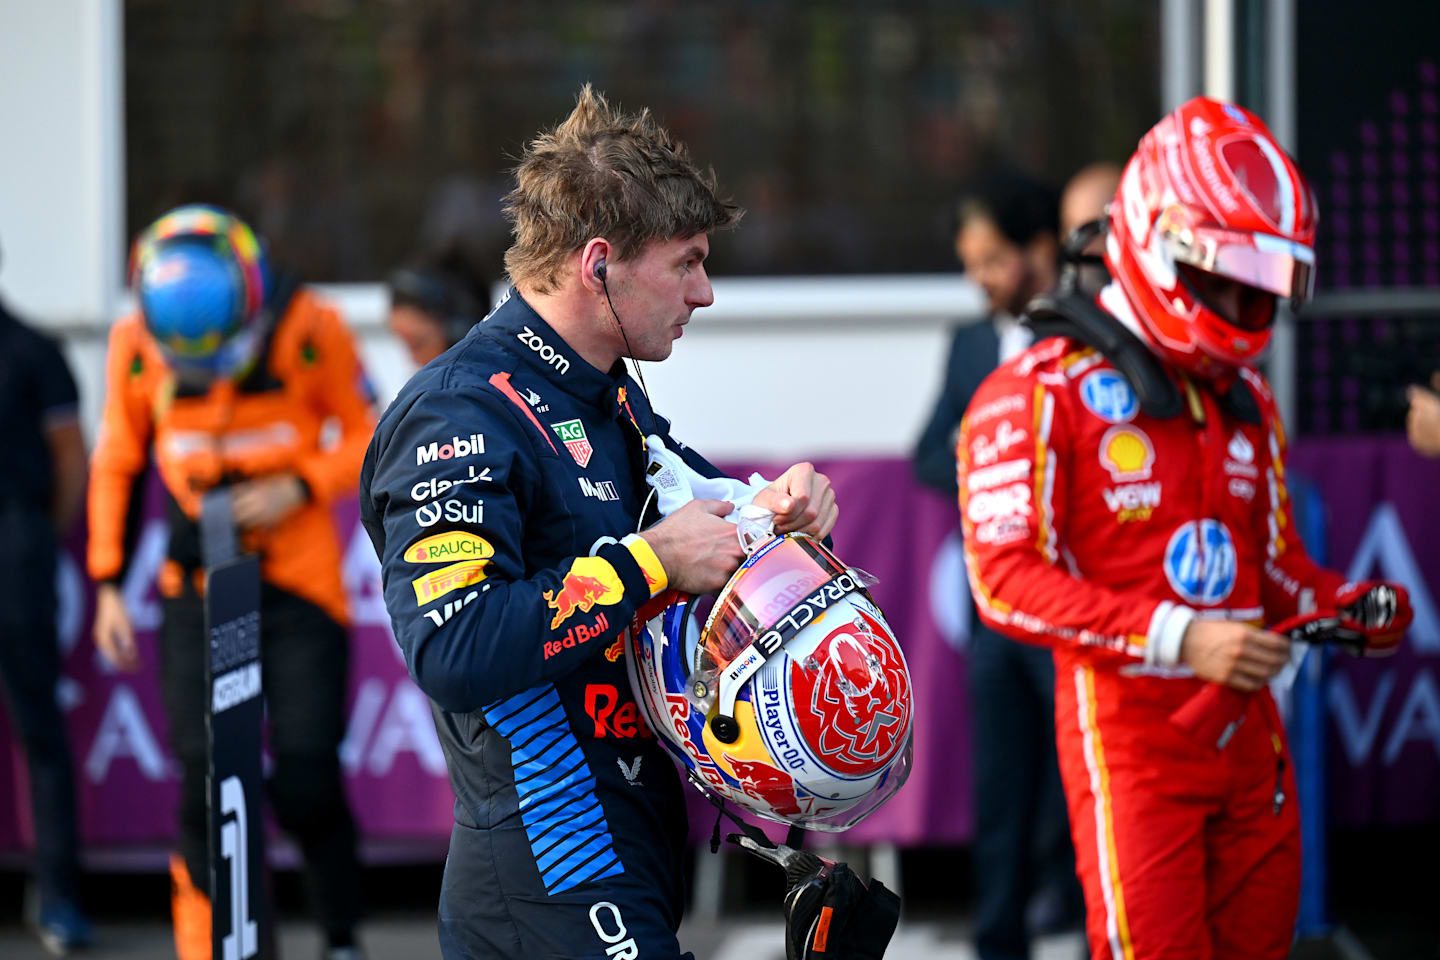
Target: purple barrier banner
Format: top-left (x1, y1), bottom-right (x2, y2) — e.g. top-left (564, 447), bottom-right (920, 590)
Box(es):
top-left (1288, 438), bottom-right (1440, 828)
top-left (2, 445), bottom-right (1436, 860)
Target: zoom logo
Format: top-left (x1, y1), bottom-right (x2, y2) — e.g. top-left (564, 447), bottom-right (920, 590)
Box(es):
top-left (414, 498), bottom-right (484, 528)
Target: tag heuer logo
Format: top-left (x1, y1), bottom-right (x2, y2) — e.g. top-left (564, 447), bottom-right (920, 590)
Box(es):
top-left (551, 419), bottom-right (593, 468)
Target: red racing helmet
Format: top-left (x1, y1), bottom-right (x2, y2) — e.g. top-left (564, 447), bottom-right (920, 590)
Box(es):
top-left (1104, 97), bottom-right (1318, 376)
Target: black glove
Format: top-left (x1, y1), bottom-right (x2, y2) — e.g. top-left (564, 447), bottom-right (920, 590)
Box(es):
top-left (732, 835), bottom-right (900, 960)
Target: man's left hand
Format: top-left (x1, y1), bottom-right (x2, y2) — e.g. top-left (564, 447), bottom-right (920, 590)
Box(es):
top-left (232, 473), bottom-right (308, 530)
top-left (753, 462), bottom-right (838, 539)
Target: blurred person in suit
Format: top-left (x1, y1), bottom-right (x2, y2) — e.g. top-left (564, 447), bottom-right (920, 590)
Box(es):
top-left (0, 239), bottom-right (92, 955)
top-left (913, 172), bottom-right (1085, 960)
top-left (1059, 164), bottom-right (1123, 294)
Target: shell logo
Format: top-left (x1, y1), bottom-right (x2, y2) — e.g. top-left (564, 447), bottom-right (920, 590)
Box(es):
top-left (1099, 425), bottom-right (1155, 482)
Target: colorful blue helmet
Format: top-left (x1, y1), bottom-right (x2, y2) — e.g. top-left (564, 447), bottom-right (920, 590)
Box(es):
top-left (129, 205), bottom-right (267, 379)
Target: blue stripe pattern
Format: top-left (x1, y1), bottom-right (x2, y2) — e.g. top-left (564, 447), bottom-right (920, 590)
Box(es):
top-left (484, 685), bottom-right (625, 894)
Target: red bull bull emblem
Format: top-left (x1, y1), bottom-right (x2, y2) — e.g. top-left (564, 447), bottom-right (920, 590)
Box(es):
top-left (543, 557), bottom-right (626, 628)
top-left (604, 636), bottom-right (625, 662)
top-left (724, 755), bottom-right (802, 817)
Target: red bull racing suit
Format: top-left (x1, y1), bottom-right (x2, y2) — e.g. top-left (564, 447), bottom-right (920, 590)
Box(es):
top-left (958, 331), bottom-right (1349, 960)
top-left (360, 288), bottom-right (720, 959)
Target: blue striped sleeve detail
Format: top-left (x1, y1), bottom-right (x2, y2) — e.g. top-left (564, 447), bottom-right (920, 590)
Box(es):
top-left (484, 685), bottom-right (626, 894)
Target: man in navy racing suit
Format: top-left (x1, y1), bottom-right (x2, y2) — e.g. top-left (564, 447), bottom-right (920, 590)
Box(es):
top-left (360, 85), bottom-right (838, 960)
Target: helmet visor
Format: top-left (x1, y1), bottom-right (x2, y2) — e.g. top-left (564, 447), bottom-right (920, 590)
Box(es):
top-left (698, 534), bottom-right (853, 674)
top-left (1162, 222), bottom-right (1315, 303)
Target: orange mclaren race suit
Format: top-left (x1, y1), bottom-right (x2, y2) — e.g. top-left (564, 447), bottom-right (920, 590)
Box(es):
top-left (958, 329), bottom-right (1348, 960)
top-left (86, 279), bottom-right (375, 954)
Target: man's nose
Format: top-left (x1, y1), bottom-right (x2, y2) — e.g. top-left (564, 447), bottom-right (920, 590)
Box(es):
top-left (688, 268), bottom-right (714, 308)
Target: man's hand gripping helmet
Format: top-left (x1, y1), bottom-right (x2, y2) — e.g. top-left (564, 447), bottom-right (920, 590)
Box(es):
top-left (1105, 97), bottom-right (1318, 376)
top-left (129, 204), bottom-right (268, 382)
top-left (627, 534), bottom-right (913, 831)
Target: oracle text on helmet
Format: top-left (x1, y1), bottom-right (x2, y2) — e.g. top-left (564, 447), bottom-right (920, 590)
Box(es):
top-left (755, 573), bottom-right (860, 658)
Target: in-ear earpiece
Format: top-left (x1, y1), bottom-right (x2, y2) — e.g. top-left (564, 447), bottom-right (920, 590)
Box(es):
top-left (594, 259), bottom-right (607, 281)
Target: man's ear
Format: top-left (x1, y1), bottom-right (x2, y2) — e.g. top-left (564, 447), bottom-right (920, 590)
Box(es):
top-left (581, 239), bottom-right (611, 294)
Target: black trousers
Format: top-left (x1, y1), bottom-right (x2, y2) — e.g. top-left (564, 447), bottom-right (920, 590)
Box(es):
top-left (438, 819), bottom-right (693, 960)
top-left (160, 582), bottom-right (363, 940)
top-left (0, 504), bottom-right (81, 904)
top-left (969, 621), bottom-right (1084, 960)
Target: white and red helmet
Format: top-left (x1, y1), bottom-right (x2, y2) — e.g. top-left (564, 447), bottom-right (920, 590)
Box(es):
top-left (1105, 96), bottom-right (1318, 376)
top-left (627, 534), bottom-right (913, 831)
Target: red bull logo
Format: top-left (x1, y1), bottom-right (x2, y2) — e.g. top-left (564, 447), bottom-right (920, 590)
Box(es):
top-left (585, 683), bottom-right (653, 738)
top-left (724, 755), bottom-right (801, 817)
top-left (604, 636), bottom-right (625, 662)
top-left (543, 611), bottom-right (610, 659)
top-left (543, 557), bottom-right (626, 629)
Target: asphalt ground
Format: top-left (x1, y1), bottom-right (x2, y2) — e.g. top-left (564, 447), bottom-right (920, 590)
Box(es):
top-left (2, 832), bottom-right (1437, 959)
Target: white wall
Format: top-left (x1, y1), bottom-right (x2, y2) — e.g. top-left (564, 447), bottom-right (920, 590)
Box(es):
top-left (0, 0), bottom-right (124, 327)
top-left (339, 275), bottom-right (986, 459)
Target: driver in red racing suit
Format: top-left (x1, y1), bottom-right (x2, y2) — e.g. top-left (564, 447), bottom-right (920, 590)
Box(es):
top-left (958, 97), bottom-right (1412, 959)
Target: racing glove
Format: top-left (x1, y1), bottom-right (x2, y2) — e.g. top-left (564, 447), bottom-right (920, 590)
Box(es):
top-left (1327, 581), bottom-right (1413, 656)
top-left (1172, 580), bottom-right (1414, 748)
top-left (733, 835), bottom-right (900, 960)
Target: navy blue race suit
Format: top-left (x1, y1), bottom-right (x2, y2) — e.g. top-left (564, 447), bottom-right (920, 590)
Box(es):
top-left (361, 288), bottom-right (721, 959)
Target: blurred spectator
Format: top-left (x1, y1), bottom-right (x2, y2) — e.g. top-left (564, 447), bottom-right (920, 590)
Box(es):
top-left (386, 246), bottom-right (490, 368)
top-left (0, 250), bottom-right (93, 954)
top-left (1059, 162), bottom-right (1122, 242)
top-left (1058, 163), bottom-right (1122, 295)
top-left (1406, 375), bottom-right (1440, 457)
top-left (912, 172), bottom-right (1084, 960)
top-left (87, 206), bottom-right (375, 960)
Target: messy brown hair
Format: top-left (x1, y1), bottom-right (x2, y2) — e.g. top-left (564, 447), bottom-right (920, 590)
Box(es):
top-left (503, 85), bottom-right (743, 292)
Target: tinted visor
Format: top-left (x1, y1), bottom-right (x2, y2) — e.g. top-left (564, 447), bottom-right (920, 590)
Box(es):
top-left (1162, 223), bottom-right (1316, 304)
top-left (698, 535), bottom-right (852, 675)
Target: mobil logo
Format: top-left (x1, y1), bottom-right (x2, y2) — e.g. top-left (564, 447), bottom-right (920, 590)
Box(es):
top-left (1080, 369), bottom-right (1139, 423)
top-left (1163, 519), bottom-right (1237, 605)
top-left (416, 433), bottom-right (484, 465)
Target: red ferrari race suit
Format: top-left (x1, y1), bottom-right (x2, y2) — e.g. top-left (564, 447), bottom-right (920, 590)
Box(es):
top-left (958, 328), bottom-right (1349, 960)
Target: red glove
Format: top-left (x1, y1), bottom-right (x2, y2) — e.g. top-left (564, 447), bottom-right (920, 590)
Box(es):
top-left (1331, 581), bottom-right (1412, 657)
top-left (1172, 582), bottom-right (1413, 748)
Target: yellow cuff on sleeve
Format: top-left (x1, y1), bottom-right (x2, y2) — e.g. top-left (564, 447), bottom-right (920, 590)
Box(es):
top-left (621, 533), bottom-right (668, 597)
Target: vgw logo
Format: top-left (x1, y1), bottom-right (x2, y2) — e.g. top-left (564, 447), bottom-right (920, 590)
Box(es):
top-left (1163, 519), bottom-right (1237, 605)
